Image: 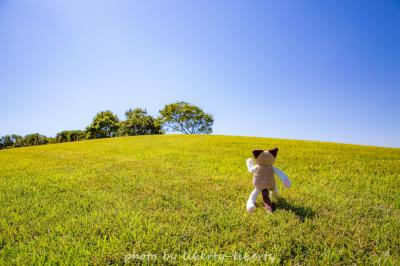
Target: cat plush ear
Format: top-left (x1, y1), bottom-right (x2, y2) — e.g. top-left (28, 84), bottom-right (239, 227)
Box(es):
top-left (252, 150), bottom-right (263, 159)
top-left (268, 148), bottom-right (278, 158)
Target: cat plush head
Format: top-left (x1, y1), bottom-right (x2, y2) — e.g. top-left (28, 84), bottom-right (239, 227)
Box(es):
top-left (252, 148), bottom-right (278, 166)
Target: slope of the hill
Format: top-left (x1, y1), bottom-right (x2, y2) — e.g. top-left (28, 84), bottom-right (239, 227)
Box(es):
top-left (0, 135), bottom-right (399, 264)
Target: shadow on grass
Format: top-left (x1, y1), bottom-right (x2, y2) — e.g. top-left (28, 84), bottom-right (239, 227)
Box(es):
top-left (275, 198), bottom-right (316, 221)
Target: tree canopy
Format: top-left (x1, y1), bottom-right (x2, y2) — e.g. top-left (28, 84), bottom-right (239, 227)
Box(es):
top-left (119, 108), bottom-right (163, 136)
top-left (23, 133), bottom-right (49, 146)
top-left (159, 101), bottom-right (214, 134)
top-left (56, 130), bottom-right (85, 143)
top-left (85, 111), bottom-right (120, 139)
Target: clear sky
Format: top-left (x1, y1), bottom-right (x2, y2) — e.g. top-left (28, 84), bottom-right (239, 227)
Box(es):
top-left (1, 0), bottom-right (399, 147)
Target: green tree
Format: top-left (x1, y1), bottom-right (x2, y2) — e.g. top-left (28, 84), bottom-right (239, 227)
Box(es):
top-left (86, 111), bottom-right (120, 139)
top-left (56, 131), bottom-right (69, 143)
top-left (56, 130), bottom-right (85, 143)
top-left (23, 133), bottom-right (49, 146)
top-left (159, 101), bottom-right (214, 134)
top-left (47, 137), bottom-right (56, 144)
top-left (119, 108), bottom-right (163, 136)
top-left (10, 134), bottom-right (24, 147)
top-left (0, 135), bottom-right (13, 149)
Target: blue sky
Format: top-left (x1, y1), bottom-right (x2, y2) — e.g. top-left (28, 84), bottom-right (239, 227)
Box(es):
top-left (1, 0), bottom-right (399, 147)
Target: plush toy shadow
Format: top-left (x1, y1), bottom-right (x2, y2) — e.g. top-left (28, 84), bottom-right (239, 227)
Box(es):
top-left (274, 198), bottom-right (316, 222)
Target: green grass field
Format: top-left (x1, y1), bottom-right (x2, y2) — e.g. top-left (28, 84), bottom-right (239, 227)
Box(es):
top-left (0, 135), bottom-right (399, 265)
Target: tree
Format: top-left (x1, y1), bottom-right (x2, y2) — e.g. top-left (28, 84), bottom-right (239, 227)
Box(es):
top-left (56, 130), bottom-right (85, 143)
top-left (119, 108), bottom-right (163, 136)
top-left (56, 131), bottom-right (69, 143)
top-left (0, 135), bottom-right (13, 149)
top-left (23, 133), bottom-right (49, 146)
top-left (1, 135), bottom-right (13, 148)
top-left (159, 101), bottom-right (214, 134)
top-left (47, 137), bottom-right (56, 144)
top-left (85, 111), bottom-right (120, 139)
top-left (10, 134), bottom-right (24, 147)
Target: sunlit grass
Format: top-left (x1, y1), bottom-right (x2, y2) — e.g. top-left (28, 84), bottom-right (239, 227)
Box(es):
top-left (0, 135), bottom-right (399, 264)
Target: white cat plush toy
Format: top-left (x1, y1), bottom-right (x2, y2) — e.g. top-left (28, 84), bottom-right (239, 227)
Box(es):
top-left (246, 148), bottom-right (291, 213)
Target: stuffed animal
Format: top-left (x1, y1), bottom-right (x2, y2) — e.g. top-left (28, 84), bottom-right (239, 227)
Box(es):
top-left (245, 148), bottom-right (291, 213)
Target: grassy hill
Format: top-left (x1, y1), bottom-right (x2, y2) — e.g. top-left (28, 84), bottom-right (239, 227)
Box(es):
top-left (0, 135), bottom-right (399, 264)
